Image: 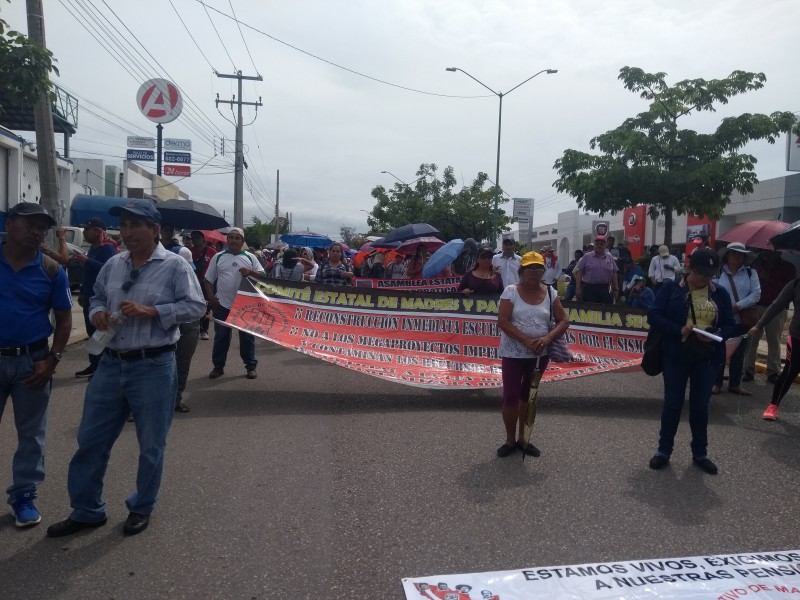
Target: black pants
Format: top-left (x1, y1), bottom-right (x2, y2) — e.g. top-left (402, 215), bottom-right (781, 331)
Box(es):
top-left (772, 335), bottom-right (800, 407)
top-left (176, 320), bottom-right (201, 402)
top-left (582, 283), bottom-right (612, 304)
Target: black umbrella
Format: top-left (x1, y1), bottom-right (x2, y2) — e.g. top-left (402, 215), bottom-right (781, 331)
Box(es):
top-left (156, 199), bottom-right (229, 230)
top-left (769, 221), bottom-right (800, 251)
top-left (381, 223), bottom-right (440, 244)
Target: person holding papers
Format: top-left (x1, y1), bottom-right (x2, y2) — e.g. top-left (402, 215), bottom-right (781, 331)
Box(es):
top-left (647, 248), bottom-right (736, 475)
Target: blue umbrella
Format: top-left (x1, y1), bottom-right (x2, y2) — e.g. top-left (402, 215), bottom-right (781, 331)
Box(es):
top-left (423, 239), bottom-right (464, 278)
top-left (280, 232), bottom-right (334, 248)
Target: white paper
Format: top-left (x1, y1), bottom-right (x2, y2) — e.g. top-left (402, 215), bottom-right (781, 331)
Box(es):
top-left (692, 327), bottom-right (723, 343)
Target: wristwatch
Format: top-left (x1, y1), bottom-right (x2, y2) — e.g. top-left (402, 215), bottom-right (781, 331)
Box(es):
top-left (49, 351), bottom-right (63, 362)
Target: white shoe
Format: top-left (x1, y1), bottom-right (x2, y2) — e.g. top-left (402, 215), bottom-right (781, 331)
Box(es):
top-left (199, 331), bottom-right (209, 340)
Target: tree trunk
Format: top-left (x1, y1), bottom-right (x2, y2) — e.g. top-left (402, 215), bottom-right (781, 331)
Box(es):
top-left (663, 201), bottom-right (674, 247)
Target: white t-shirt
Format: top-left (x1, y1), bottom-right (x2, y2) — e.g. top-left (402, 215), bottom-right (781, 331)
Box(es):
top-left (492, 253), bottom-right (521, 286)
top-left (648, 254), bottom-right (681, 283)
top-left (205, 250), bottom-right (265, 309)
top-left (498, 284), bottom-right (555, 358)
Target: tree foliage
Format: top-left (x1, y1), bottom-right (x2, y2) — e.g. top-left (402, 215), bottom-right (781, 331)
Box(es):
top-left (367, 163), bottom-right (511, 244)
top-left (0, 14), bottom-right (59, 114)
top-left (245, 216), bottom-right (282, 247)
top-left (553, 67), bottom-right (799, 244)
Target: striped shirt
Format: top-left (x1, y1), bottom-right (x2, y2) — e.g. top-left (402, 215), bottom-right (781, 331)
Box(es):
top-left (574, 251), bottom-right (618, 284)
top-left (90, 244), bottom-right (206, 351)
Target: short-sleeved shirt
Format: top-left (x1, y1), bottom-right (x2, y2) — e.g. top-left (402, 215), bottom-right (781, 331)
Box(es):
top-left (204, 249), bottom-right (265, 309)
top-left (492, 253), bottom-right (521, 286)
top-left (315, 261), bottom-right (352, 286)
top-left (575, 251), bottom-right (618, 284)
top-left (191, 244), bottom-right (218, 280)
top-left (0, 245), bottom-right (73, 345)
top-left (498, 285), bottom-right (555, 358)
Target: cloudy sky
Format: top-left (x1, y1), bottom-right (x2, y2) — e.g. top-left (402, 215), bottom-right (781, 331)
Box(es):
top-left (4, 0), bottom-right (799, 239)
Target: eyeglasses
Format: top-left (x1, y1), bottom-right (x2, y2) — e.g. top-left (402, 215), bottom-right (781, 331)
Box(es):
top-left (122, 268), bottom-right (140, 292)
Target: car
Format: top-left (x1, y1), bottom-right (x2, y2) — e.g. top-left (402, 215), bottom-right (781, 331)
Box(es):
top-left (66, 242), bottom-right (85, 292)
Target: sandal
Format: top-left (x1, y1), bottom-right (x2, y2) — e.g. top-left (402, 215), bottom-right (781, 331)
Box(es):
top-left (496, 443), bottom-right (516, 458)
top-left (728, 387), bottom-right (752, 396)
top-left (517, 441), bottom-right (541, 457)
top-left (175, 403), bottom-right (190, 413)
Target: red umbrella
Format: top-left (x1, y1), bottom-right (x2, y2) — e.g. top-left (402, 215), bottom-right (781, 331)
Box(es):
top-left (196, 229), bottom-right (227, 244)
top-left (718, 220), bottom-right (789, 250)
top-left (395, 236), bottom-right (444, 255)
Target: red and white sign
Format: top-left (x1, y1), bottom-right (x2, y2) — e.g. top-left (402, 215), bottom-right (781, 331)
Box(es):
top-left (136, 78), bottom-right (183, 124)
top-left (163, 164), bottom-right (191, 177)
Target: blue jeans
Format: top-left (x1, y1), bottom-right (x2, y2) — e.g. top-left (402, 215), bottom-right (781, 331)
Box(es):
top-left (67, 350), bottom-right (177, 522)
top-left (212, 305), bottom-right (257, 369)
top-left (657, 352), bottom-right (718, 459)
top-left (0, 346), bottom-right (51, 505)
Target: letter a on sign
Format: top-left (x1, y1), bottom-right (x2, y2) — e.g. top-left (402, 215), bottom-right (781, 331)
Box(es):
top-left (137, 79), bottom-right (183, 124)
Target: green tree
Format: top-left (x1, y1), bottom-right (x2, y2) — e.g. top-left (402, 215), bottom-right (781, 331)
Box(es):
top-left (245, 216), bottom-right (276, 248)
top-left (367, 163), bottom-right (510, 244)
top-left (339, 226), bottom-right (356, 246)
top-left (553, 67), bottom-right (799, 244)
top-left (0, 12), bottom-right (59, 115)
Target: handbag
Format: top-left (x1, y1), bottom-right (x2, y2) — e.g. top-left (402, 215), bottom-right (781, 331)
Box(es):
top-left (641, 328), bottom-right (663, 376)
top-left (546, 285), bottom-right (572, 362)
top-left (725, 272), bottom-right (758, 328)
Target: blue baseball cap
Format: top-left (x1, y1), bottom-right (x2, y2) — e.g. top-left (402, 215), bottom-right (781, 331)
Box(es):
top-left (109, 199), bottom-right (161, 223)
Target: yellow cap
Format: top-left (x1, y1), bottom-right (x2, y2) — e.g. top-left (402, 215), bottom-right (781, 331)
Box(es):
top-left (519, 251), bottom-right (545, 268)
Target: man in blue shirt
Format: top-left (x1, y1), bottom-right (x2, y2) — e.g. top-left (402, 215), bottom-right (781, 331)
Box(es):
top-left (71, 218), bottom-right (118, 379)
top-left (47, 199), bottom-right (205, 538)
top-left (0, 202), bottom-right (73, 528)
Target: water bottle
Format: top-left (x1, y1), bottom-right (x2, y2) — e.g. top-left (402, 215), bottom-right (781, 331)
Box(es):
top-left (85, 311), bottom-right (125, 355)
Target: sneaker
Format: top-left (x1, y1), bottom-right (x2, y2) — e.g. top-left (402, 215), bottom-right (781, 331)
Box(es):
top-left (762, 404), bottom-right (779, 421)
top-left (246, 369), bottom-right (257, 380)
top-left (693, 457), bottom-right (718, 475)
top-left (10, 493), bottom-right (41, 528)
top-left (199, 331), bottom-right (209, 340)
top-left (74, 365), bottom-right (95, 378)
top-left (209, 367), bottom-right (224, 379)
top-left (649, 454), bottom-right (669, 470)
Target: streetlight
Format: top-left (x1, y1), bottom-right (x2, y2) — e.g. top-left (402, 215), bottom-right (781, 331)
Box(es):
top-left (380, 171), bottom-right (427, 188)
top-left (446, 67), bottom-right (557, 246)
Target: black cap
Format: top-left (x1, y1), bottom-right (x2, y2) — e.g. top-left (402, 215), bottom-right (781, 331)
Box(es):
top-left (80, 217), bottom-right (106, 230)
top-left (689, 247), bottom-right (720, 277)
top-left (8, 202), bottom-right (57, 226)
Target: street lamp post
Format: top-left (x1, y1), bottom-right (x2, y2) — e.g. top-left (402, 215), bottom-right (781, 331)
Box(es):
top-left (380, 170), bottom-right (426, 188)
top-left (446, 67), bottom-right (557, 247)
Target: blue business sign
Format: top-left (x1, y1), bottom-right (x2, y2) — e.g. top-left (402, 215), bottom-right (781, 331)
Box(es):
top-left (163, 151), bottom-right (191, 164)
top-left (126, 149), bottom-right (155, 161)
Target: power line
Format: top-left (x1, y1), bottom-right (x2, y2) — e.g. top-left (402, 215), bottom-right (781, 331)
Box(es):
top-left (228, 0), bottom-right (259, 75)
top-left (200, 0), bottom-right (237, 71)
top-left (196, 1), bottom-right (494, 100)
top-left (168, 0), bottom-right (217, 73)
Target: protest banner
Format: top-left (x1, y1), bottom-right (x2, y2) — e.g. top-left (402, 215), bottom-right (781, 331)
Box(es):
top-left (222, 278), bottom-right (648, 388)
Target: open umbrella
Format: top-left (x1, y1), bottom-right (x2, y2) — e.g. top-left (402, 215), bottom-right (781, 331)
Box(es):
top-left (718, 220), bottom-right (789, 250)
top-left (370, 237), bottom-right (401, 249)
top-left (382, 223), bottom-right (440, 244)
top-left (195, 229), bottom-right (227, 244)
top-left (280, 232), bottom-right (334, 248)
top-left (423, 239), bottom-right (464, 278)
top-left (769, 221), bottom-right (800, 251)
top-left (156, 199), bottom-right (229, 230)
top-left (521, 357), bottom-right (547, 461)
top-left (396, 236), bottom-right (444, 256)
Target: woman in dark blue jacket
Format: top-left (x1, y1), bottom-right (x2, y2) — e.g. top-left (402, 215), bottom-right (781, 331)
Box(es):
top-left (647, 248), bottom-right (736, 475)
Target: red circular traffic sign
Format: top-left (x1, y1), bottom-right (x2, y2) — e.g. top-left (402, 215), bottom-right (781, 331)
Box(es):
top-left (136, 78), bottom-right (183, 124)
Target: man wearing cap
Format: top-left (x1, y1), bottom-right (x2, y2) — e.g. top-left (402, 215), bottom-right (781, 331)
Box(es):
top-left (204, 227), bottom-right (265, 380)
top-left (492, 238), bottom-right (521, 286)
top-left (47, 199), bottom-right (205, 538)
top-left (626, 275), bottom-right (655, 309)
top-left (573, 235), bottom-right (619, 304)
top-left (72, 218), bottom-right (119, 379)
top-left (190, 230), bottom-right (217, 340)
top-left (712, 242), bottom-right (761, 396)
top-left (648, 245), bottom-right (681, 292)
top-left (1, 203), bottom-right (72, 528)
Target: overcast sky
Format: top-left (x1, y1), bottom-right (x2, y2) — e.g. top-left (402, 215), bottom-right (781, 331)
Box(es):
top-left (4, 0), bottom-right (799, 239)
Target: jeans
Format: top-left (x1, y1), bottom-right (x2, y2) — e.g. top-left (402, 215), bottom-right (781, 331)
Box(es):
top-left (67, 350), bottom-right (177, 522)
top-left (0, 346), bottom-right (51, 504)
top-left (176, 320), bottom-right (201, 401)
top-left (716, 325), bottom-right (749, 388)
top-left (212, 305), bottom-right (257, 369)
top-left (657, 351), bottom-right (718, 459)
top-left (83, 304), bottom-right (101, 368)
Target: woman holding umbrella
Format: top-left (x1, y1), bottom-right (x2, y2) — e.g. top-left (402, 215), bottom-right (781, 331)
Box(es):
top-left (315, 242), bottom-right (354, 286)
top-left (496, 251), bottom-right (569, 458)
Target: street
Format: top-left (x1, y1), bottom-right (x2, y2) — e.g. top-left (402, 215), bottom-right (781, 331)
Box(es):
top-left (1, 327), bottom-right (799, 600)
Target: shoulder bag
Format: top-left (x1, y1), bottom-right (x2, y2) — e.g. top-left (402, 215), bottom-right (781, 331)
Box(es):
top-left (546, 285), bottom-right (572, 362)
top-left (725, 270), bottom-right (758, 329)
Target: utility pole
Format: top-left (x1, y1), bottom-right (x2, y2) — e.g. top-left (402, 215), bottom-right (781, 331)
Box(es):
top-left (26, 0), bottom-right (61, 225)
top-left (215, 71), bottom-right (262, 228)
top-left (274, 169), bottom-right (280, 243)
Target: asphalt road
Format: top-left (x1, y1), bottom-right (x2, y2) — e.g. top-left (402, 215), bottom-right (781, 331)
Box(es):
top-left (1, 331), bottom-right (799, 600)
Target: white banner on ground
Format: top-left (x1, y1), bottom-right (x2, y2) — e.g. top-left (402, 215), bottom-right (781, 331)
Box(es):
top-left (402, 550), bottom-right (800, 599)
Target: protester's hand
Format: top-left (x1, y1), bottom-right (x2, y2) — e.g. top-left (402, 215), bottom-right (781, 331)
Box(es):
top-left (25, 357), bottom-right (56, 388)
top-left (56, 228), bottom-right (66, 241)
top-left (527, 335), bottom-right (550, 354)
top-left (119, 300), bottom-right (157, 320)
top-left (732, 303), bottom-right (741, 314)
top-left (342, 271), bottom-right (354, 280)
top-left (748, 326), bottom-right (761, 338)
top-left (91, 310), bottom-right (113, 331)
top-left (208, 296), bottom-right (221, 310)
top-left (71, 252), bottom-right (87, 264)
top-left (461, 288), bottom-right (473, 296)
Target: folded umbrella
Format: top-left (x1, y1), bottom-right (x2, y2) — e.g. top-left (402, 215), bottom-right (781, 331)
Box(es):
top-left (156, 199), bottom-right (229, 230)
top-left (521, 357), bottom-right (547, 462)
top-left (423, 239), bottom-right (464, 278)
top-left (382, 223), bottom-right (440, 244)
top-left (718, 220), bottom-right (789, 250)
